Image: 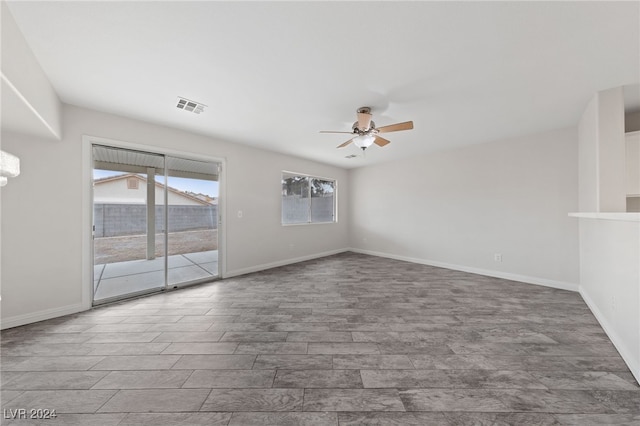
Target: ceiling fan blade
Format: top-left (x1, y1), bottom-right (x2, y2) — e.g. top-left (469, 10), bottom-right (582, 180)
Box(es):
top-left (357, 112), bottom-right (372, 130)
top-left (337, 138), bottom-right (354, 148)
top-left (376, 121), bottom-right (414, 133)
top-left (374, 136), bottom-right (391, 147)
top-left (319, 130), bottom-right (354, 134)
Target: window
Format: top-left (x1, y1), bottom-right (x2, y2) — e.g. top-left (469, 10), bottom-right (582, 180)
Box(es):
top-left (282, 172), bottom-right (336, 224)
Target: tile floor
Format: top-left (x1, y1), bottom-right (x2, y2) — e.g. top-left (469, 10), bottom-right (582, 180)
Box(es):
top-left (1, 252), bottom-right (638, 425)
top-left (94, 250), bottom-right (218, 302)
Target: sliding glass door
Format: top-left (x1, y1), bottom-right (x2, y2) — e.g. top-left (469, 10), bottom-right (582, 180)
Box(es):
top-left (92, 145), bottom-right (220, 304)
top-left (164, 156), bottom-right (219, 288)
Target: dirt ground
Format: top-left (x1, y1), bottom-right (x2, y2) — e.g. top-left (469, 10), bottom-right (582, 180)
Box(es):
top-left (94, 229), bottom-right (218, 264)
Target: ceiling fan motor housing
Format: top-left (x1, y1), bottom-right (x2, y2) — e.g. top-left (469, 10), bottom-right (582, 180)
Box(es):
top-left (352, 121), bottom-right (376, 134)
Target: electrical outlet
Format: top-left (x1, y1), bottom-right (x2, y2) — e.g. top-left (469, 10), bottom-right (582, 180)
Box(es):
top-left (237, 210), bottom-right (243, 218)
top-left (494, 254), bottom-right (502, 262)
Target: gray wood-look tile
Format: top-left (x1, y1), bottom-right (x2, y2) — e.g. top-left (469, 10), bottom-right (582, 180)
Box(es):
top-left (530, 370), bottom-right (639, 390)
top-left (362, 369), bottom-right (452, 388)
top-left (399, 388), bottom-right (510, 412)
top-left (1, 343), bottom-right (94, 357)
top-left (84, 343), bottom-right (171, 355)
top-left (307, 343), bottom-right (379, 354)
top-left (91, 370), bottom-right (192, 389)
top-left (377, 341), bottom-right (455, 355)
top-left (119, 412), bottom-right (231, 425)
top-left (333, 354), bottom-right (415, 370)
top-left (286, 331), bottom-right (352, 342)
top-left (274, 369), bottom-right (363, 388)
top-left (3, 371), bottom-right (109, 390)
top-left (234, 342), bottom-right (307, 354)
top-left (171, 354), bottom-right (255, 369)
top-left (253, 354), bottom-right (333, 370)
top-left (488, 355), bottom-right (578, 371)
top-left (144, 322), bottom-right (213, 332)
top-left (160, 342), bottom-right (238, 354)
top-left (362, 368), bottom-right (546, 390)
top-left (220, 331), bottom-right (288, 342)
top-left (2, 356), bottom-right (106, 371)
top-left (97, 389), bottom-right (210, 413)
top-left (408, 354), bottom-right (496, 370)
top-left (303, 388), bottom-right (405, 411)
top-left (228, 411), bottom-right (337, 425)
top-left (84, 324), bottom-right (153, 333)
top-left (565, 356), bottom-right (632, 372)
top-left (5, 390), bottom-right (117, 413)
top-left (1, 413), bottom-right (126, 426)
top-left (85, 332), bottom-right (162, 344)
top-left (492, 389), bottom-right (614, 413)
top-left (120, 315), bottom-right (183, 324)
top-left (151, 331), bottom-right (224, 342)
top-left (200, 388), bottom-right (304, 411)
top-left (207, 322), bottom-right (274, 332)
top-left (0, 252), bottom-right (635, 422)
top-left (90, 355), bottom-right (181, 370)
top-left (443, 412), bottom-right (561, 425)
top-left (588, 390), bottom-right (640, 413)
top-left (338, 411), bottom-right (450, 425)
top-left (0, 390), bottom-right (24, 405)
top-left (182, 369), bottom-right (275, 388)
top-left (554, 413), bottom-right (640, 424)
top-left (0, 371), bottom-right (24, 386)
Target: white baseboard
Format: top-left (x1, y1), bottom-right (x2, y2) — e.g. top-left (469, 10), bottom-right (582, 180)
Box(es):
top-left (579, 287), bottom-right (640, 385)
top-left (224, 248), bottom-right (350, 279)
top-left (1, 303), bottom-right (87, 330)
top-left (349, 248), bottom-right (579, 292)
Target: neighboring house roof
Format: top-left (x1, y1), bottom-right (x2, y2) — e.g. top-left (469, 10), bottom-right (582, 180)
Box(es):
top-left (94, 173), bottom-right (215, 205)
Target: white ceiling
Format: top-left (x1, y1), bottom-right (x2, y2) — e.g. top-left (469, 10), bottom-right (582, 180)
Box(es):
top-left (6, 1), bottom-right (639, 168)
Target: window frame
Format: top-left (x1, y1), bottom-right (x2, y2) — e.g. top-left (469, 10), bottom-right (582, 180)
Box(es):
top-left (281, 171), bottom-right (337, 226)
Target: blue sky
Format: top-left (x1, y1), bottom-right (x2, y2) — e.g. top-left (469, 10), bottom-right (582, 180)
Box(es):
top-left (94, 170), bottom-right (219, 197)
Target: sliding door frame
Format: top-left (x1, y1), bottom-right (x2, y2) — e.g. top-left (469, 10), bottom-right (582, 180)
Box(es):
top-left (82, 135), bottom-right (226, 309)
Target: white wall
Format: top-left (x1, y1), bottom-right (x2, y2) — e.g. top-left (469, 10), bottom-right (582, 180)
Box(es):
top-left (598, 87), bottom-right (626, 212)
top-left (578, 87), bottom-right (627, 212)
top-left (578, 95), bottom-right (599, 212)
top-left (627, 132), bottom-right (640, 197)
top-left (349, 127), bottom-right (580, 290)
top-left (0, 1), bottom-right (61, 139)
top-left (0, 104), bottom-right (349, 328)
top-left (577, 217), bottom-right (640, 383)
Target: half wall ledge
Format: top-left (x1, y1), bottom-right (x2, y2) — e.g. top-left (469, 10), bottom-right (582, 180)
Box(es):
top-left (568, 212), bottom-right (640, 222)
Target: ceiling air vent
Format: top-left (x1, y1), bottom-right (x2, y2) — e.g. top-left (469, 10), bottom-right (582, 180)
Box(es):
top-left (176, 97), bottom-right (206, 114)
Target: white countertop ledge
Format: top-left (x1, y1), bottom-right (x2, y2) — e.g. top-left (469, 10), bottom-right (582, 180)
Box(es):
top-left (568, 212), bottom-right (640, 222)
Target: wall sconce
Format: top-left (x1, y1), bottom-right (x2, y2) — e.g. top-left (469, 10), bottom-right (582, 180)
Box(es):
top-left (0, 150), bottom-right (20, 186)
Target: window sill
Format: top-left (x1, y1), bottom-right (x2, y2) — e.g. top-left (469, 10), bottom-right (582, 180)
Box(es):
top-left (282, 221), bottom-right (337, 227)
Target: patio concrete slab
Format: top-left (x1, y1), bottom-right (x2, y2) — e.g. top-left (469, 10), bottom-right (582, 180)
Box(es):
top-left (94, 251), bottom-right (219, 303)
top-left (101, 255), bottom-right (193, 280)
top-left (168, 265), bottom-right (215, 286)
top-left (182, 250), bottom-right (218, 265)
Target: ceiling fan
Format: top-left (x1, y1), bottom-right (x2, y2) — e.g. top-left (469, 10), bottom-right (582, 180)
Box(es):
top-left (320, 107), bottom-right (414, 151)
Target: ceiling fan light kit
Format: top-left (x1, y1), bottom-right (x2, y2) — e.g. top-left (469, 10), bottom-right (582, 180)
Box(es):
top-left (353, 134), bottom-right (376, 150)
top-left (320, 106), bottom-right (414, 152)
